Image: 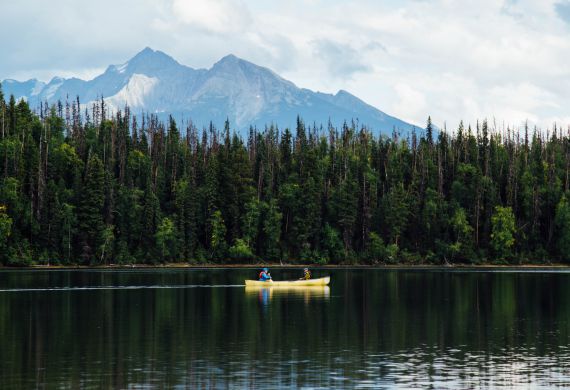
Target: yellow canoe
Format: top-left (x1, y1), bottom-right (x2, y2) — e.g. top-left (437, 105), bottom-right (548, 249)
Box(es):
top-left (244, 276), bottom-right (330, 287)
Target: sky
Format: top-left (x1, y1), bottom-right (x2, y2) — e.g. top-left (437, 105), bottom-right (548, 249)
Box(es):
top-left (2, 0), bottom-right (570, 130)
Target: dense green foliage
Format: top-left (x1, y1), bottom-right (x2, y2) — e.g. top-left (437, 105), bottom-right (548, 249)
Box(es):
top-left (1, 86), bottom-right (569, 265)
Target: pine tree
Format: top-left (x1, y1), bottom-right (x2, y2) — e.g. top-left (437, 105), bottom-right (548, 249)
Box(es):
top-left (555, 194), bottom-right (570, 262)
top-left (77, 155), bottom-right (105, 263)
top-left (0, 205), bottom-right (12, 263)
top-left (262, 199), bottom-right (282, 261)
top-left (426, 116), bottom-right (434, 146)
top-left (1, 93), bottom-right (570, 266)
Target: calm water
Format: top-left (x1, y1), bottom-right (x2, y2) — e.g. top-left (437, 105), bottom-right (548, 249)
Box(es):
top-left (1, 268), bottom-right (570, 389)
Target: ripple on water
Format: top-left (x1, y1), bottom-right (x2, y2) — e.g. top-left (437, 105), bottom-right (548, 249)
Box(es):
top-left (2, 268), bottom-right (570, 389)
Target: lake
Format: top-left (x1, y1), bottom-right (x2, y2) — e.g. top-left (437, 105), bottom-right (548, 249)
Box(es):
top-left (1, 268), bottom-right (569, 388)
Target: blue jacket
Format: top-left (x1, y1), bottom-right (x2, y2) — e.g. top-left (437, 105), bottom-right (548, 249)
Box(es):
top-left (259, 271), bottom-right (271, 281)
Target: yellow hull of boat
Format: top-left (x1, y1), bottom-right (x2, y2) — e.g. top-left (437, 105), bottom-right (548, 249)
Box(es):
top-left (244, 276), bottom-right (330, 287)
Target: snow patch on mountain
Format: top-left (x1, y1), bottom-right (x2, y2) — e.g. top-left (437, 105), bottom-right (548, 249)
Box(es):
top-left (31, 80), bottom-right (46, 96)
top-left (105, 74), bottom-right (158, 109)
top-left (113, 62), bottom-right (128, 74)
top-left (44, 78), bottom-right (65, 100)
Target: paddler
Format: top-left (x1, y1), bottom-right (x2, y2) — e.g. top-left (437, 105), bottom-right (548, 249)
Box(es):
top-left (259, 268), bottom-right (272, 281)
top-left (301, 268), bottom-right (311, 280)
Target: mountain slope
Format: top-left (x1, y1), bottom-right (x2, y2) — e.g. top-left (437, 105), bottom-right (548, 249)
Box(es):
top-left (2, 48), bottom-right (421, 135)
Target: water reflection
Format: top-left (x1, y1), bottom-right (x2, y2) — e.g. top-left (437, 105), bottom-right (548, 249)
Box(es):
top-left (245, 285), bottom-right (331, 305)
top-left (1, 269), bottom-right (570, 388)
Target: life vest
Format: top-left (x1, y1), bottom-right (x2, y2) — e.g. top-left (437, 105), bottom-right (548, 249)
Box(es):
top-left (304, 270), bottom-right (311, 279)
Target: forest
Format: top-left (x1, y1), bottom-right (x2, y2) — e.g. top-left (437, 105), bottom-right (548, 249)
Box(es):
top-left (0, 84), bottom-right (569, 266)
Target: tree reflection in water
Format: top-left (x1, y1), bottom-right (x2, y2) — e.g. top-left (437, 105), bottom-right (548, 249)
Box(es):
top-left (1, 268), bottom-right (569, 388)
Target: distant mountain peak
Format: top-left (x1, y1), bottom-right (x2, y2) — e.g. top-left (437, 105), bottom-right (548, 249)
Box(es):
top-left (1, 48), bottom-right (422, 135)
top-left (131, 47), bottom-right (171, 62)
top-left (47, 76), bottom-right (65, 85)
top-left (210, 53), bottom-right (288, 91)
top-left (106, 48), bottom-right (182, 77)
top-left (213, 53), bottom-right (254, 71)
top-left (140, 46), bottom-right (155, 55)
top-left (218, 53), bottom-right (239, 62)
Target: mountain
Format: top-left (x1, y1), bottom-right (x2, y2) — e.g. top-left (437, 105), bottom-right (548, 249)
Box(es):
top-left (1, 47), bottom-right (422, 135)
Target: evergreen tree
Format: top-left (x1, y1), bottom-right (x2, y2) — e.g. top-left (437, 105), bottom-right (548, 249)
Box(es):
top-left (0, 94), bottom-right (569, 266)
top-left (262, 199), bottom-right (282, 261)
top-left (555, 194), bottom-right (570, 262)
top-left (0, 205), bottom-right (13, 263)
top-left (209, 210), bottom-right (227, 261)
top-left (491, 206), bottom-right (516, 261)
top-left (426, 116), bottom-right (434, 146)
top-left (77, 155), bottom-right (105, 263)
top-left (156, 217), bottom-right (177, 262)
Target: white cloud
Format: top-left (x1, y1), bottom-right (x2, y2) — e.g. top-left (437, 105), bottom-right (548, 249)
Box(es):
top-left (171, 0), bottom-right (252, 34)
top-left (1, 0), bottom-right (569, 130)
top-left (311, 40), bottom-right (372, 79)
top-left (556, 0), bottom-right (570, 24)
top-left (393, 83), bottom-right (427, 125)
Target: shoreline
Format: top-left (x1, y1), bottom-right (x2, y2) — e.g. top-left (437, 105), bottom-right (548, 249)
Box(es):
top-left (1, 263), bottom-right (569, 270)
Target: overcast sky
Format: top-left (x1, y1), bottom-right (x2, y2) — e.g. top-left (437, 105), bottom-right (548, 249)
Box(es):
top-left (2, 0), bottom-right (570, 130)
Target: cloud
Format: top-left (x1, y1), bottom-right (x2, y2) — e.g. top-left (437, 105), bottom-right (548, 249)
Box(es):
top-left (171, 0), bottom-right (252, 34)
top-left (1, 0), bottom-right (569, 130)
top-left (393, 83), bottom-right (427, 125)
top-left (312, 40), bottom-right (372, 79)
top-left (501, 0), bottom-right (524, 19)
top-left (364, 41), bottom-right (387, 53)
top-left (0, 0), bottom-right (163, 79)
top-left (555, 1), bottom-right (570, 24)
top-left (245, 32), bottom-right (298, 73)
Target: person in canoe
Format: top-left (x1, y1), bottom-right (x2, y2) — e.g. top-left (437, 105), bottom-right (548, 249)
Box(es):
top-left (258, 268), bottom-right (272, 281)
top-left (300, 268), bottom-right (311, 280)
